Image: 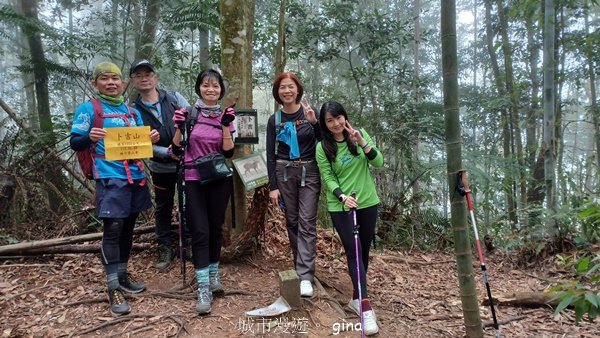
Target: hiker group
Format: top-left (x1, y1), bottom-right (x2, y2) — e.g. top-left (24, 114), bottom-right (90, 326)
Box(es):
top-left (70, 61), bottom-right (383, 336)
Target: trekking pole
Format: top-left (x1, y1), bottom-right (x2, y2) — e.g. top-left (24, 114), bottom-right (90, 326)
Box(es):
top-left (174, 103), bottom-right (187, 286)
top-left (457, 170), bottom-right (501, 338)
top-left (176, 161), bottom-right (186, 286)
top-left (350, 192), bottom-right (365, 338)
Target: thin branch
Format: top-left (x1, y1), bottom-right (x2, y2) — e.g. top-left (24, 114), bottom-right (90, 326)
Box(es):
top-left (0, 263), bottom-right (59, 268)
top-left (0, 97), bottom-right (94, 192)
top-left (72, 313), bottom-right (188, 337)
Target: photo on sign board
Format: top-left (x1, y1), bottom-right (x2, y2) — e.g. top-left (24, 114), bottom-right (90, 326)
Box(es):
top-left (232, 152), bottom-right (268, 190)
top-left (234, 109), bottom-right (258, 144)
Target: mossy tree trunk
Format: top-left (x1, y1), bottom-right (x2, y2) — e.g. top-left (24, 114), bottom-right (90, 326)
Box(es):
top-left (220, 0), bottom-right (256, 240)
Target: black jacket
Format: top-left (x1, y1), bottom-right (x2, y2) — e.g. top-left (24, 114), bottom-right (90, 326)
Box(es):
top-left (131, 89), bottom-right (179, 163)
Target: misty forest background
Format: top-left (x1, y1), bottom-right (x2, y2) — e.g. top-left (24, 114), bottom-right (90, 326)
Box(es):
top-left (0, 0), bottom-right (599, 305)
top-left (1, 0), bottom-right (599, 332)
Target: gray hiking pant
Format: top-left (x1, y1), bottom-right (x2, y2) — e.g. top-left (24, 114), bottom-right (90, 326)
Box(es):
top-left (276, 160), bottom-right (320, 281)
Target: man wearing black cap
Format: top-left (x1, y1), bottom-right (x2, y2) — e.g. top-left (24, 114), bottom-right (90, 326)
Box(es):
top-left (129, 59), bottom-right (190, 271)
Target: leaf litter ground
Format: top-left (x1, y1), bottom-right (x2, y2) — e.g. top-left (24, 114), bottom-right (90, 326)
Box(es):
top-left (1, 218), bottom-right (598, 337)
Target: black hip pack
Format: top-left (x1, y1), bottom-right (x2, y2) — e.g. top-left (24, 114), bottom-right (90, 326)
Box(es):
top-left (187, 152), bottom-right (232, 185)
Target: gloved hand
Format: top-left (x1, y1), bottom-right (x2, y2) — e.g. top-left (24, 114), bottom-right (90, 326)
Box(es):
top-left (173, 108), bottom-right (188, 129)
top-left (221, 106), bottom-right (235, 126)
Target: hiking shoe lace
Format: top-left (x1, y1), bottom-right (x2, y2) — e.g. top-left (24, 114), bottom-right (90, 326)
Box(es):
top-left (196, 287), bottom-right (212, 314)
top-left (118, 273), bottom-right (146, 294)
top-left (210, 274), bottom-right (224, 294)
top-left (108, 289), bottom-right (131, 316)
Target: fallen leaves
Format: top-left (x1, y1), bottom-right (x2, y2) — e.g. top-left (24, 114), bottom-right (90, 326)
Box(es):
top-left (1, 216), bottom-right (598, 337)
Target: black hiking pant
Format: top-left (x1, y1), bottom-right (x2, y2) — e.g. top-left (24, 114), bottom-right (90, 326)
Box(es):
top-left (329, 205), bottom-right (377, 298)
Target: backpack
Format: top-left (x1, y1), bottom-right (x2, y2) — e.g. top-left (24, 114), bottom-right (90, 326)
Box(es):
top-left (185, 106), bottom-right (224, 135)
top-left (76, 99), bottom-right (140, 180)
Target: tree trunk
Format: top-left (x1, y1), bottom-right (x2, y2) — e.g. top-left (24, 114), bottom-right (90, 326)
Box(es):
top-left (274, 0), bottom-right (287, 112)
top-left (222, 186), bottom-right (269, 261)
top-left (110, 0), bottom-right (118, 58)
top-left (20, 0), bottom-right (52, 138)
top-left (525, 5), bottom-right (543, 226)
top-left (584, 1), bottom-right (600, 182)
top-left (274, 0), bottom-right (287, 77)
top-left (484, 0), bottom-right (516, 230)
top-left (555, 8), bottom-right (566, 207)
top-left (15, 0), bottom-right (39, 130)
top-left (198, 26), bottom-right (212, 69)
top-left (2, 243), bottom-right (150, 256)
top-left (220, 0), bottom-right (256, 240)
top-left (482, 291), bottom-right (560, 308)
top-left (20, 0), bottom-right (65, 211)
top-left (411, 0), bottom-right (422, 210)
top-left (543, 0), bottom-right (557, 237)
top-left (441, 1), bottom-right (484, 336)
top-left (0, 225), bottom-right (154, 255)
top-left (496, 0), bottom-right (526, 224)
top-left (136, 0), bottom-right (161, 59)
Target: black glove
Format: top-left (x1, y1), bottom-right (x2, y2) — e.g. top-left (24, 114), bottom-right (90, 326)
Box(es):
top-left (221, 107), bottom-right (235, 127)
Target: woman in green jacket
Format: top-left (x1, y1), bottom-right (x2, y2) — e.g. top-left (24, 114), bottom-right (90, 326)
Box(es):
top-left (316, 100), bottom-right (383, 336)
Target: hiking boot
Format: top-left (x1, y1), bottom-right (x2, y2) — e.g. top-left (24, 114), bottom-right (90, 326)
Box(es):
top-left (362, 309), bottom-right (379, 336)
top-left (155, 245), bottom-right (174, 271)
top-left (300, 280), bottom-right (313, 297)
top-left (196, 286), bottom-right (212, 315)
top-left (107, 288), bottom-right (131, 316)
top-left (210, 273), bottom-right (224, 294)
top-left (118, 272), bottom-right (145, 294)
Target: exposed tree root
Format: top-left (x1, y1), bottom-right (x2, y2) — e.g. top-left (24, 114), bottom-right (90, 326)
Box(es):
top-left (71, 313), bottom-right (188, 337)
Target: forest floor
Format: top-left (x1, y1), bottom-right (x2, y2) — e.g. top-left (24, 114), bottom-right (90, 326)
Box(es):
top-left (1, 212), bottom-right (599, 338)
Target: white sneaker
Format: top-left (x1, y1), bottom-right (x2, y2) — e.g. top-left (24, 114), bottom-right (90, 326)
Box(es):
top-left (362, 309), bottom-right (379, 336)
top-left (300, 280), bottom-right (313, 297)
top-left (348, 298), bottom-right (360, 316)
top-left (348, 299), bottom-right (378, 321)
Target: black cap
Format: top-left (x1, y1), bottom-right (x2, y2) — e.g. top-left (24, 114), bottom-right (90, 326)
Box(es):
top-left (129, 59), bottom-right (156, 76)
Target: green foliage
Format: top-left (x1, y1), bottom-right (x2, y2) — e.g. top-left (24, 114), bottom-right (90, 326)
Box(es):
top-left (165, 0), bottom-right (219, 32)
top-left (381, 205), bottom-right (452, 250)
top-left (576, 201), bottom-right (600, 244)
top-left (548, 254), bottom-right (600, 324)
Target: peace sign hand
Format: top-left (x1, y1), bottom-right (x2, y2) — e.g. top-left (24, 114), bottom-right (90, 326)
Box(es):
top-left (301, 97), bottom-right (317, 125)
top-left (344, 121), bottom-right (363, 144)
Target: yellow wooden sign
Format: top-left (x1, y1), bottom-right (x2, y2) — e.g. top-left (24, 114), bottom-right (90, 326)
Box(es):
top-left (104, 126), bottom-right (153, 161)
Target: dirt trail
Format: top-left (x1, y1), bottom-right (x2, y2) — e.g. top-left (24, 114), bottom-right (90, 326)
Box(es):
top-left (1, 235), bottom-right (598, 337)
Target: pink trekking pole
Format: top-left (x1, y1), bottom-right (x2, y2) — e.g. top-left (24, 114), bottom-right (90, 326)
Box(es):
top-left (350, 192), bottom-right (365, 338)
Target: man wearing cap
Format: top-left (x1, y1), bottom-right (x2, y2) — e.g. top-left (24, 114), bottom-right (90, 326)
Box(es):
top-left (129, 59), bottom-right (190, 271)
top-left (69, 61), bottom-right (160, 316)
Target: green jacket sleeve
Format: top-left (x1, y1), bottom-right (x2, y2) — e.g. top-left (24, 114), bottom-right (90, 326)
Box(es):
top-left (361, 129), bottom-right (384, 167)
top-left (316, 142), bottom-right (342, 196)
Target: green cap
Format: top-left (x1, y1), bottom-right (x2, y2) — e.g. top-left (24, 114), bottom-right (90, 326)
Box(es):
top-left (92, 62), bottom-right (122, 80)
